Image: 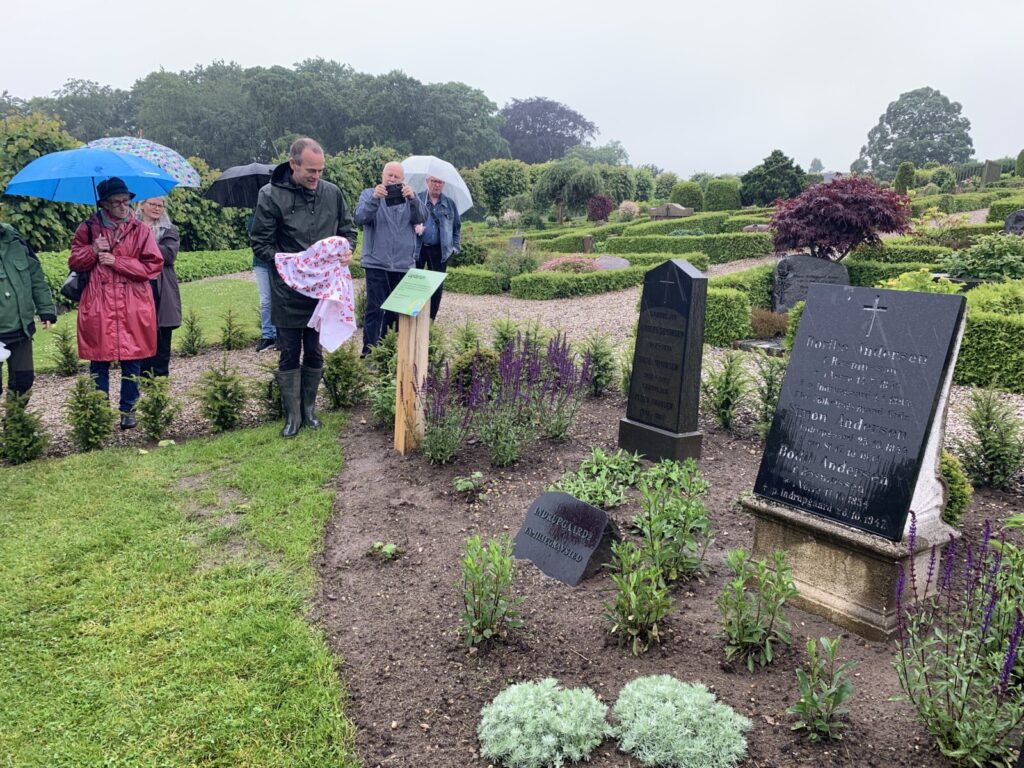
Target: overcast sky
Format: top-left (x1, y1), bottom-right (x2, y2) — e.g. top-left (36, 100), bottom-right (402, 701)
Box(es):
top-left (8, 0), bottom-right (1022, 176)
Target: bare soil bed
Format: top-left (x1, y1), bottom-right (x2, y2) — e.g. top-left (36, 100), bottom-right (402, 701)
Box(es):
top-left (314, 393), bottom-right (1021, 768)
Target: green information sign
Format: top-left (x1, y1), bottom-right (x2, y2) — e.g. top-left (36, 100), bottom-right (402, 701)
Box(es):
top-left (380, 268), bottom-right (447, 317)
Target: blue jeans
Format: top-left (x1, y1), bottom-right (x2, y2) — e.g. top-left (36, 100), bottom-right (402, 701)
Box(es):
top-left (253, 264), bottom-right (276, 340)
top-left (362, 268), bottom-right (405, 355)
top-left (90, 360), bottom-right (142, 413)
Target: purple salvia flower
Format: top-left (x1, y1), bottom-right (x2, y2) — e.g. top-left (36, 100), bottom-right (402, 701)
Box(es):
top-left (895, 562), bottom-right (906, 613)
top-left (907, 512), bottom-right (919, 601)
top-left (924, 543), bottom-right (937, 597)
top-left (979, 587), bottom-right (998, 640)
top-left (996, 609), bottom-right (1023, 697)
top-left (939, 535), bottom-right (957, 594)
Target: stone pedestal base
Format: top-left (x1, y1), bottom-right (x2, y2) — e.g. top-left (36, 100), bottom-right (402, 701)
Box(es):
top-left (742, 496), bottom-right (957, 641)
top-left (618, 418), bottom-right (702, 462)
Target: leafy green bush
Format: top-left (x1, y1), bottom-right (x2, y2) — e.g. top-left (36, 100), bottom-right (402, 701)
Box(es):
top-left (718, 549), bottom-right (798, 671)
top-left (894, 161), bottom-right (915, 194)
top-left (955, 387), bottom-right (1024, 489)
top-left (987, 195), bottom-right (1024, 223)
top-left (322, 343), bottom-right (367, 409)
top-left (444, 266), bottom-right (504, 295)
top-left (135, 374), bottom-right (180, 441)
top-left (844, 259), bottom-right (937, 288)
top-left (449, 238), bottom-right (488, 267)
top-left (49, 323), bottom-right (80, 376)
top-left (709, 264), bottom-right (774, 309)
top-left (510, 264), bottom-right (649, 299)
top-left (784, 301), bottom-right (805, 351)
top-left (537, 255), bottom-right (598, 273)
top-left (605, 233), bottom-right (773, 263)
top-left (484, 249), bottom-right (539, 290)
top-left (705, 288), bottom-right (752, 347)
top-left (955, 310), bottom-right (1024, 392)
top-left (613, 675), bottom-right (751, 768)
top-left (198, 356), bottom-right (248, 432)
top-left (750, 307), bottom-right (789, 339)
top-left (219, 308), bottom-right (249, 350)
top-left (550, 447), bottom-right (642, 509)
top-left (851, 241), bottom-right (951, 264)
top-left (366, 376), bottom-right (396, 427)
top-left (941, 233), bottom-right (1024, 280)
top-left (939, 451), bottom-right (973, 527)
top-left (65, 375), bottom-right (115, 452)
top-left (876, 268), bottom-right (961, 294)
top-left (624, 211), bottom-right (731, 236)
top-left (477, 159), bottom-right (532, 217)
top-left (912, 222), bottom-right (1003, 249)
top-left (705, 178), bottom-right (743, 211)
top-left (580, 332), bottom-right (617, 395)
top-left (459, 534), bottom-right (522, 647)
top-left (0, 392), bottom-right (48, 464)
top-left (173, 249), bottom-right (252, 281)
top-left (701, 352), bottom-right (750, 431)
top-left (787, 636), bottom-right (855, 742)
top-left (670, 181), bottom-right (703, 211)
top-left (604, 541), bottom-right (673, 655)
top-left (966, 279), bottom-right (1024, 314)
top-left (478, 679), bottom-right (610, 768)
top-left (178, 308), bottom-right (206, 357)
top-left (753, 352), bottom-right (788, 439)
top-left (253, 363), bottom-right (283, 421)
top-left (633, 472), bottom-right (714, 583)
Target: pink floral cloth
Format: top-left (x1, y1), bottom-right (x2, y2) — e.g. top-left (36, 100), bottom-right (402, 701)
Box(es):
top-left (275, 236), bottom-right (356, 352)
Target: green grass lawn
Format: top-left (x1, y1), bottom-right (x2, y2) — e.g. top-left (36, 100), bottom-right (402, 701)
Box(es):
top-left (0, 416), bottom-right (357, 767)
top-left (36, 279), bottom-right (261, 374)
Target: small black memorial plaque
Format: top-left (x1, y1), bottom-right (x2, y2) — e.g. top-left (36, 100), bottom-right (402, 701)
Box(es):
top-left (754, 284), bottom-right (965, 541)
top-left (773, 254), bottom-right (850, 313)
top-left (619, 259), bottom-right (706, 461)
top-left (513, 492), bottom-right (618, 586)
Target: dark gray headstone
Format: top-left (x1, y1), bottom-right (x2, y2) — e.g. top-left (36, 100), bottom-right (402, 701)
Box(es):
top-left (648, 203), bottom-right (693, 220)
top-left (508, 236), bottom-right (526, 251)
top-left (754, 284), bottom-right (966, 541)
top-left (513, 492), bottom-right (619, 586)
top-left (582, 235), bottom-right (595, 253)
top-left (619, 259), bottom-right (706, 461)
top-left (982, 160), bottom-right (1001, 186)
top-left (1004, 209), bottom-right (1024, 236)
top-left (773, 254), bottom-right (850, 312)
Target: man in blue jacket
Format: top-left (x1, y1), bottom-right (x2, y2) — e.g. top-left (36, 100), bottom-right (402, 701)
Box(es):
top-left (354, 162), bottom-right (426, 355)
top-left (414, 175), bottom-right (461, 321)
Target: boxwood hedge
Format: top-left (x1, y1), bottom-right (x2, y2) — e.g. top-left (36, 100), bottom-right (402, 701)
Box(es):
top-left (709, 264), bottom-right (774, 309)
top-left (844, 258), bottom-right (938, 287)
top-left (445, 266), bottom-right (505, 295)
top-left (624, 211), bottom-right (731, 236)
top-left (705, 288), bottom-right (752, 346)
top-left (987, 195), bottom-right (1024, 223)
top-left (618, 251), bottom-right (710, 272)
top-left (851, 241), bottom-right (952, 264)
top-left (510, 264), bottom-right (650, 299)
top-left (605, 233), bottom-right (773, 263)
top-left (955, 310), bottom-right (1024, 392)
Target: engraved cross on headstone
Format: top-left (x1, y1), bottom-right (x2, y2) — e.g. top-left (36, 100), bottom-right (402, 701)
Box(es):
top-left (659, 278), bottom-right (675, 303)
top-left (863, 296), bottom-right (888, 338)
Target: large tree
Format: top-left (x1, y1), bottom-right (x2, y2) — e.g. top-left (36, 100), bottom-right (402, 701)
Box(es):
top-left (740, 150), bottom-right (806, 206)
top-left (498, 97), bottom-right (597, 164)
top-left (856, 87), bottom-right (973, 179)
top-left (532, 159), bottom-right (603, 224)
top-left (27, 79), bottom-right (134, 141)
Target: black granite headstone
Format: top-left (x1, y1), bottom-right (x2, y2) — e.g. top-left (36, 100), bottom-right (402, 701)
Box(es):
top-left (618, 260), bottom-right (706, 461)
top-left (773, 254), bottom-right (850, 312)
top-left (508, 236), bottom-right (526, 251)
top-left (513, 492), bottom-right (619, 586)
top-left (754, 284), bottom-right (965, 541)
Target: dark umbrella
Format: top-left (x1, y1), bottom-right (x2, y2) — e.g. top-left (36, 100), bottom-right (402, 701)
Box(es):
top-left (204, 163), bottom-right (276, 208)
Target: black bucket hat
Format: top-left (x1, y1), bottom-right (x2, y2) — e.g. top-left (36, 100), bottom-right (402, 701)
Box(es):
top-left (96, 177), bottom-right (136, 203)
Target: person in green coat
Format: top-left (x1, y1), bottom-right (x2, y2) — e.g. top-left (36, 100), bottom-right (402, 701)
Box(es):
top-left (0, 223), bottom-right (57, 400)
top-left (250, 138), bottom-right (357, 437)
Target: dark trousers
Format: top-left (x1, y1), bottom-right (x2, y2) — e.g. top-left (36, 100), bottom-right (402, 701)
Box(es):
top-left (416, 244), bottom-right (447, 321)
top-left (90, 359), bottom-right (142, 413)
top-left (140, 327), bottom-right (174, 378)
top-left (362, 267), bottom-right (405, 355)
top-left (277, 326), bottom-right (323, 371)
top-left (1, 336), bottom-right (34, 397)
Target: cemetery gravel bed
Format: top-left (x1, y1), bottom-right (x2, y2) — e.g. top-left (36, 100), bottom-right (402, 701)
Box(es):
top-left (316, 394), bottom-right (1021, 768)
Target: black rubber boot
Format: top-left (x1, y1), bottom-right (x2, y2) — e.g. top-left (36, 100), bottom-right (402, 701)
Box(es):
top-left (300, 366), bottom-right (323, 429)
top-left (277, 369), bottom-right (302, 438)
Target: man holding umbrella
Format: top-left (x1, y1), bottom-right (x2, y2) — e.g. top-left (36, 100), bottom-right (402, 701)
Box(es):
top-left (250, 138), bottom-right (357, 438)
top-left (414, 175), bottom-right (461, 320)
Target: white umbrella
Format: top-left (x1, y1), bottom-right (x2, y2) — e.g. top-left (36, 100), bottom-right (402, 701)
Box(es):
top-left (400, 155), bottom-right (473, 214)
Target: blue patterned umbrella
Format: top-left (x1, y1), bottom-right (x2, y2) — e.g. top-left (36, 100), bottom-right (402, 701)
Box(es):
top-left (87, 136), bottom-right (201, 188)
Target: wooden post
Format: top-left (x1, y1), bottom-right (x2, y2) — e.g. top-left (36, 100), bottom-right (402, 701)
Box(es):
top-left (393, 311), bottom-right (431, 455)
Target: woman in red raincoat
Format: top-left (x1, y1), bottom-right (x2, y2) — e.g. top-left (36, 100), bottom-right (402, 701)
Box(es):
top-left (69, 177), bottom-right (163, 430)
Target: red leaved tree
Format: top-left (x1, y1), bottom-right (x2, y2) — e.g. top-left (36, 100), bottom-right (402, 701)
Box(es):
top-left (771, 175), bottom-right (911, 261)
top-left (587, 194), bottom-right (614, 223)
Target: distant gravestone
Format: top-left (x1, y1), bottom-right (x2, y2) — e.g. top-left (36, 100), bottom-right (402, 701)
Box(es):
top-left (745, 283), bottom-right (966, 639)
top-left (772, 254), bottom-right (850, 312)
top-left (582, 235), bottom-right (595, 253)
top-left (619, 259), bottom-right (706, 461)
top-left (982, 160), bottom-right (1002, 186)
top-left (1004, 209), bottom-right (1024, 236)
top-left (755, 284), bottom-right (966, 541)
top-left (513, 492), bottom-right (619, 586)
top-left (742, 223), bottom-right (771, 232)
top-left (508, 236), bottom-right (526, 251)
top-left (648, 203), bottom-right (693, 220)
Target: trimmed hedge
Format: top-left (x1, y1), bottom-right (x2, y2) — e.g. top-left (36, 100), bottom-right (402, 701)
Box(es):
top-left (704, 179), bottom-right (742, 212)
top-left (911, 190), bottom-right (1019, 217)
top-left (618, 251), bottom-right (710, 272)
top-left (705, 288), bottom-right (752, 346)
top-left (709, 264), bottom-right (774, 309)
top-left (911, 222), bottom-right (1004, 249)
top-left (605, 233), bottom-right (773, 264)
top-left (444, 266), bottom-right (504, 295)
top-left (720, 215), bottom-right (771, 233)
top-left (509, 264), bottom-right (649, 299)
top-left (844, 259), bottom-right (937, 287)
top-left (987, 196), bottom-right (1024, 223)
top-left (851, 241), bottom-right (952, 264)
top-left (625, 211), bottom-right (732, 236)
top-left (955, 310), bottom-right (1024, 392)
